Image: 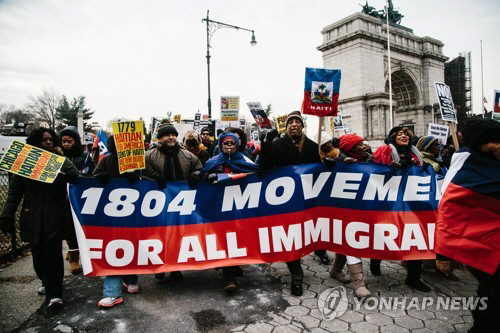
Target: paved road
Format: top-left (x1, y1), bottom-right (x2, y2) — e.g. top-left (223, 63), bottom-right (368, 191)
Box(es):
top-left (1, 251), bottom-right (477, 333)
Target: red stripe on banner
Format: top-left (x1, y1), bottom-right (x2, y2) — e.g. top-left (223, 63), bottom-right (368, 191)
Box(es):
top-left (436, 183), bottom-right (500, 274)
top-left (80, 206), bottom-right (437, 276)
top-left (302, 91), bottom-right (339, 117)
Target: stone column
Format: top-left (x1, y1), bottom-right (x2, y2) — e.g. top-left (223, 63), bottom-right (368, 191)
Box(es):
top-left (77, 110), bottom-right (84, 139)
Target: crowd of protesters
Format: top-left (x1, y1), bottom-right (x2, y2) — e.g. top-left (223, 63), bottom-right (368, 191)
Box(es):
top-left (0, 114), bottom-right (498, 332)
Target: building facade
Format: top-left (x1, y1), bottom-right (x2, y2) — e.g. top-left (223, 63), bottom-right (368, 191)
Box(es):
top-left (317, 12), bottom-right (448, 146)
top-left (445, 52), bottom-right (472, 126)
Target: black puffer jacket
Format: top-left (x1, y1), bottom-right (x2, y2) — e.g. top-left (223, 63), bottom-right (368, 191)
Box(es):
top-left (259, 133), bottom-right (321, 169)
top-left (0, 159), bottom-right (79, 244)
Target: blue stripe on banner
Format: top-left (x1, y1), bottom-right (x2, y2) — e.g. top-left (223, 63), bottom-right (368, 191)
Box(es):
top-left (69, 162), bottom-right (440, 228)
top-left (304, 68), bottom-right (341, 93)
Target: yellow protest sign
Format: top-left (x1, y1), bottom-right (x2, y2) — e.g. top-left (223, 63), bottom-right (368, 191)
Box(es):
top-left (0, 140), bottom-right (66, 183)
top-left (174, 114), bottom-right (182, 123)
top-left (276, 113), bottom-right (289, 134)
top-left (112, 120), bottom-right (145, 174)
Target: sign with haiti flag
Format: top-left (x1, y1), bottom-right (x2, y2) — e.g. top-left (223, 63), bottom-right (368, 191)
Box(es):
top-left (302, 68), bottom-right (341, 117)
top-left (112, 120), bottom-right (145, 174)
top-left (0, 140), bottom-right (65, 183)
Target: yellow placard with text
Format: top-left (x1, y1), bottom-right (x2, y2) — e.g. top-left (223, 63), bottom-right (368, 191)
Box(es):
top-left (112, 120), bottom-right (145, 174)
top-left (0, 141), bottom-right (66, 183)
top-left (276, 113), bottom-right (289, 134)
top-left (174, 114), bottom-right (182, 123)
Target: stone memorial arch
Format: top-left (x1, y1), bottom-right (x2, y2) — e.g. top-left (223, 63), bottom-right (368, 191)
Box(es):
top-left (317, 11), bottom-right (448, 146)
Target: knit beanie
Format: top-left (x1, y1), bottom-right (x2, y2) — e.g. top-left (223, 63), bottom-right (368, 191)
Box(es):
top-left (285, 111), bottom-right (304, 127)
top-left (462, 118), bottom-right (500, 152)
top-left (60, 126), bottom-right (81, 143)
top-left (157, 123), bottom-right (178, 138)
top-left (218, 132), bottom-right (240, 151)
top-left (416, 136), bottom-right (438, 152)
top-left (314, 131), bottom-right (332, 147)
top-left (339, 134), bottom-right (364, 153)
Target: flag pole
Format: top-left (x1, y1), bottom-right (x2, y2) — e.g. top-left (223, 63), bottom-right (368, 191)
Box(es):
top-left (481, 40), bottom-right (485, 118)
top-left (317, 116), bottom-right (323, 158)
top-left (386, 1), bottom-right (393, 129)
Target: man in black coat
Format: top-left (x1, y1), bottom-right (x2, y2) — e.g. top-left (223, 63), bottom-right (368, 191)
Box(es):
top-left (259, 111), bottom-right (330, 296)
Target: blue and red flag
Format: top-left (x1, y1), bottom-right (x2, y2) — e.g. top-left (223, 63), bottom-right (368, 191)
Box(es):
top-left (302, 68), bottom-right (341, 117)
top-left (92, 129), bottom-right (109, 163)
top-left (435, 148), bottom-right (500, 274)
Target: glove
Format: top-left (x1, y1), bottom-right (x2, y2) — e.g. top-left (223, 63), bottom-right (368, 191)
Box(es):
top-left (124, 172), bottom-right (140, 184)
top-left (154, 175), bottom-right (167, 189)
top-left (96, 172), bottom-right (111, 185)
top-left (188, 171), bottom-right (201, 189)
top-left (0, 216), bottom-right (15, 235)
top-left (260, 128), bottom-right (279, 142)
top-left (323, 157), bottom-right (336, 167)
top-left (206, 173), bottom-right (218, 184)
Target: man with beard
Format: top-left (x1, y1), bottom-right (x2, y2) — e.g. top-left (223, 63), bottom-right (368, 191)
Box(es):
top-left (259, 111), bottom-right (331, 296)
top-left (143, 122), bottom-right (202, 281)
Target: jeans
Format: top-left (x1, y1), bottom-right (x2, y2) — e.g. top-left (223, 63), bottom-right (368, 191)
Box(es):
top-left (103, 275), bottom-right (138, 297)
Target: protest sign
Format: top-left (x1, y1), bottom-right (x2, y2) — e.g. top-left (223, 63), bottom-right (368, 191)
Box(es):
top-left (221, 96), bottom-right (240, 121)
top-left (84, 133), bottom-right (94, 145)
top-left (302, 68), bottom-right (341, 117)
top-left (173, 114), bottom-right (182, 123)
top-left (493, 90), bottom-right (500, 122)
top-left (427, 123), bottom-right (449, 145)
top-left (151, 117), bottom-right (162, 143)
top-left (112, 120), bottom-right (145, 174)
top-left (0, 140), bottom-right (65, 183)
top-left (434, 82), bottom-right (457, 124)
top-left (193, 112), bottom-right (201, 130)
top-left (275, 114), bottom-right (289, 134)
top-left (247, 102), bottom-right (272, 129)
top-left (331, 112), bottom-right (344, 132)
top-left (239, 118), bottom-right (246, 130)
top-left (69, 162), bottom-right (440, 276)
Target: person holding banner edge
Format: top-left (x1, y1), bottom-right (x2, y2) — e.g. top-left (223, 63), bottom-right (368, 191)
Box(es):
top-left (259, 111), bottom-right (333, 296)
top-left (0, 127), bottom-right (80, 310)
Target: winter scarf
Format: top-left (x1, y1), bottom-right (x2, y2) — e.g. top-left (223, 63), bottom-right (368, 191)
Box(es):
top-left (158, 142), bottom-right (185, 181)
top-left (201, 133), bottom-right (260, 175)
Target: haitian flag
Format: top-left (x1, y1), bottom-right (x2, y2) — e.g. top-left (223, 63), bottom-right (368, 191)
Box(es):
top-left (302, 68), bottom-right (341, 117)
top-left (92, 129), bottom-right (109, 163)
top-left (435, 148), bottom-right (500, 274)
top-left (69, 162), bottom-right (441, 277)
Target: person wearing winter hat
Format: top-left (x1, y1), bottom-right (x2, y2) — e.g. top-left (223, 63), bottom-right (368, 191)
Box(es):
top-left (201, 132), bottom-right (260, 293)
top-left (328, 133), bottom-right (372, 298)
top-left (59, 126), bottom-right (95, 275)
top-left (93, 136), bottom-right (141, 308)
top-left (314, 131), bottom-right (339, 160)
top-left (338, 134), bottom-right (372, 163)
top-left (416, 136), bottom-right (444, 174)
top-left (143, 122), bottom-right (202, 282)
top-left (372, 126), bottom-right (430, 292)
top-left (200, 127), bottom-right (215, 157)
top-left (183, 131), bottom-right (210, 166)
top-left (260, 110), bottom-right (330, 296)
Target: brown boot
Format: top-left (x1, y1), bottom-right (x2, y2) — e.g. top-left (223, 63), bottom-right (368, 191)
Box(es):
top-left (329, 254), bottom-right (350, 283)
top-left (348, 263), bottom-right (371, 298)
top-left (68, 250), bottom-right (82, 275)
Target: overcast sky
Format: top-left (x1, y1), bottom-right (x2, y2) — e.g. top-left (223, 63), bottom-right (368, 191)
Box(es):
top-left (1, 0), bottom-right (498, 131)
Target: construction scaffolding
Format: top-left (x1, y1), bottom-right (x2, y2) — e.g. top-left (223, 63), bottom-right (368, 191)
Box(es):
top-left (444, 51), bottom-right (473, 125)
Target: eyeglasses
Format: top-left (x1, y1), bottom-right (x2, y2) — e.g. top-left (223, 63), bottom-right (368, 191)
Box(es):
top-left (222, 141), bottom-right (236, 146)
top-left (201, 132), bottom-right (210, 136)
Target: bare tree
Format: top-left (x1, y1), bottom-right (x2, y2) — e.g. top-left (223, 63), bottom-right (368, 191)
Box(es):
top-left (25, 88), bottom-right (61, 130)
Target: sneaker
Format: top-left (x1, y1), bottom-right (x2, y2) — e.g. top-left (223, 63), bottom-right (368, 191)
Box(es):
top-left (37, 286), bottom-right (45, 295)
top-left (123, 282), bottom-right (139, 294)
top-left (48, 298), bottom-right (63, 310)
top-left (98, 296), bottom-right (123, 308)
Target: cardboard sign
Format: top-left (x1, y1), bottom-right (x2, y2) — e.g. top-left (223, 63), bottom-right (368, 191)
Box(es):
top-left (493, 90), bottom-right (500, 122)
top-left (112, 120), bottom-right (145, 174)
top-left (221, 96), bottom-right (240, 121)
top-left (247, 102), bottom-right (272, 129)
top-left (193, 113), bottom-right (201, 130)
top-left (239, 118), bottom-right (246, 130)
top-left (427, 123), bottom-right (449, 145)
top-left (331, 112), bottom-right (344, 131)
top-left (276, 114), bottom-right (289, 134)
top-left (302, 68), bottom-right (341, 117)
top-left (173, 114), bottom-right (182, 123)
top-left (434, 82), bottom-right (458, 123)
top-left (0, 140), bottom-right (66, 183)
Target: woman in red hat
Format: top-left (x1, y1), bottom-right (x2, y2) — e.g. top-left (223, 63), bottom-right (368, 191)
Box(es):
top-left (328, 134), bottom-right (372, 298)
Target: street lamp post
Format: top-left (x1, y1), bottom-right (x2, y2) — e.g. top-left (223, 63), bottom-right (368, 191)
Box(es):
top-left (202, 10), bottom-right (256, 119)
